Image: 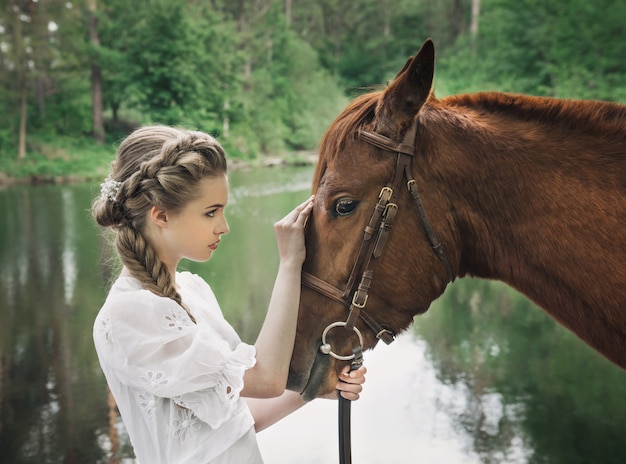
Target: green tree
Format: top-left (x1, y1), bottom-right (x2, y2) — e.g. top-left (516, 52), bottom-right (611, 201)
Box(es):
top-left (87, 0), bottom-right (105, 144)
top-left (202, 0), bottom-right (346, 156)
top-left (96, 0), bottom-right (242, 138)
top-left (528, 0), bottom-right (626, 101)
top-left (183, 1), bottom-right (243, 139)
top-left (287, 0), bottom-right (473, 92)
top-left (3, 0), bottom-right (623, 175)
top-left (436, 0), bottom-right (626, 101)
top-left (115, 0), bottom-right (207, 124)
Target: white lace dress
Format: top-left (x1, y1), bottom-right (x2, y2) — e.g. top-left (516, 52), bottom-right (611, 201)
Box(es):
top-left (93, 271), bottom-right (263, 463)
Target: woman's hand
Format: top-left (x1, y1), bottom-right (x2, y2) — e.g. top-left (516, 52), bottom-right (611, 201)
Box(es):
top-left (323, 365), bottom-right (367, 401)
top-left (273, 196), bottom-right (314, 267)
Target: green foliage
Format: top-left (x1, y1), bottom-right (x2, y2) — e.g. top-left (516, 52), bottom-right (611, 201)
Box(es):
top-left (0, 134), bottom-right (113, 179)
top-left (0, 0), bottom-right (624, 178)
top-left (437, 0), bottom-right (626, 100)
top-left (124, 2), bottom-right (205, 123)
top-left (233, 10), bottom-right (348, 154)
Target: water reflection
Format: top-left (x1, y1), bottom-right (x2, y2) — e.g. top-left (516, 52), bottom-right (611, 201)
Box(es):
top-left (258, 334), bottom-right (487, 464)
top-left (1, 168), bottom-right (626, 464)
top-left (417, 279), bottom-right (626, 464)
top-left (0, 183), bottom-right (109, 463)
top-left (61, 188), bottom-right (78, 305)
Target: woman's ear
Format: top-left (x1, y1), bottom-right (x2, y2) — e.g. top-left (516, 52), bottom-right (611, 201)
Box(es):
top-left (149, 205), bottom-right (169, 228)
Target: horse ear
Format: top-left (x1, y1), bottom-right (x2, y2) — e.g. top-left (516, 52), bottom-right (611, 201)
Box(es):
top-left (393, 55), bottom-right (414, 80)
top-left (377, 38), bottom-right (435, 131)
top-left (410, 38), bottom-right (435, 103)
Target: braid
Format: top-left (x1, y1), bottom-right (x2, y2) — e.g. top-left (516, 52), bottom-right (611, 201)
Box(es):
top-left (116, 226), bottom-right (179, 303)
top-left (92, 125), bottom-right (227, 323)
top-left (115, 224), bottom-right (197, 322)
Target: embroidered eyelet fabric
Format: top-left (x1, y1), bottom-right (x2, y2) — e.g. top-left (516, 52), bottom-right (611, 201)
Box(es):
top-left (93, 271), bottom-right (262, 463)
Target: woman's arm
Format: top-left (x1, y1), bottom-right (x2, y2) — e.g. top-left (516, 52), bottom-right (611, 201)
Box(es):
top-left (247, 390), bottom-right (306, 432)
top-left (241, 197), bottom-right (314, 398)
top-left (247, 365), bottom-right (367, 432)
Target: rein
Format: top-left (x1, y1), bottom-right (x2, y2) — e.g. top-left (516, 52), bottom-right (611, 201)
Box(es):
top-left (302, 118), bottom-right (455, 463)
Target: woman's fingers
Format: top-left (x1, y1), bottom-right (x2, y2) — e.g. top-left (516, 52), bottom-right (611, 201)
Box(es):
top-left (336, 365), bottom-right (367, 400)
top-left (340, 365), bottom-right (367, 383)
top-left (273, 196), bottom-right (314, 264)
top-left (287, 195), bottom-right (314, 226)
top-left (275, 195), bottom-right (314, 227)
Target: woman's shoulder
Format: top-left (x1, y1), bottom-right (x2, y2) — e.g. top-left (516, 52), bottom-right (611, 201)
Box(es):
top-left (176, 271), bottom-right (225, 322)
top-left (106, 275), bottom-right (161, 303)
top-left (95, 276), bottom-right (198, 347)
top-left (100, 275), bottom-right (181, 320)
top-left (176, 271), bottom-right (215, 296)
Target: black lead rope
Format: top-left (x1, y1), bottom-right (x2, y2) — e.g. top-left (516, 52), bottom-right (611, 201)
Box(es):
top-left (339, 346), bottom-right (364, 464)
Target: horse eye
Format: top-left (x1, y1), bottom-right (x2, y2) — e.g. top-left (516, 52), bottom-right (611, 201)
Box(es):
top-left (335, 199), bottom-right (358, 216)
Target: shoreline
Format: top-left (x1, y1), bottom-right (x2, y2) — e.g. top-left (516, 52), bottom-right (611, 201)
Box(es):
top-left (0, 151), bottom-right (318, 187)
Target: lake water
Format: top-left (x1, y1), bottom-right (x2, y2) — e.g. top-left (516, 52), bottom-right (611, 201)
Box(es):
top-left (1, 165), bottom-right (625, 464)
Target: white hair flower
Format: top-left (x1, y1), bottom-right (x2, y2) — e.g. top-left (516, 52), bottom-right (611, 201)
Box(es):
top-left (100, 177), bottom-right (122, 202)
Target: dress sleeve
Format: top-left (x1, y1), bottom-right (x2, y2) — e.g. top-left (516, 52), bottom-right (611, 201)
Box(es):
top-left (102, 292), bottom-right (256, 428)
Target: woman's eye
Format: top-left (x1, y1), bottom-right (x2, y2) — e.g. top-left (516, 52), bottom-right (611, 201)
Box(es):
top-left (335, 199), bottom-right (358, 216)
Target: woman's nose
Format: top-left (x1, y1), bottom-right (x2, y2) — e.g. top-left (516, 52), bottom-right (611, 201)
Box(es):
top-left (219, 216), bottom-right (230, 236)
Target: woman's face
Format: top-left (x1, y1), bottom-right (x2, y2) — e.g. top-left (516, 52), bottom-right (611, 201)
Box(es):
top-left (159, 174), bottom-right (230, 265)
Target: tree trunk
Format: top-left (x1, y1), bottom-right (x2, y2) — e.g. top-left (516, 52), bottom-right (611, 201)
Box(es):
top-left (451, 0), bottom-right (464, 40)
top-left (91, 64), bottom-right (105, 144)
top-left (223, 97), bottom-right (230, 137)
top-left (13, 0), bottom-right (27, 159)
top-left (18, 86), bottom-right (27, 159)
top-left (285, 0), bottom-right (291, 26)
top-left (88, 0), bottom-right (105, 144)
top-left (31, 0), bottom-right (49, 120)
top-left (470, 0), bottom-right (481, 40)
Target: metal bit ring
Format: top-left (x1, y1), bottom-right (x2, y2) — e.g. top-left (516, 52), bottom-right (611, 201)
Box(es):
top-left (319, 322), bottom-right (364, 360)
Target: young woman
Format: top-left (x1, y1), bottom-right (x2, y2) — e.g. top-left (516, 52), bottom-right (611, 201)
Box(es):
top-left (92, 125), bottom-right (366, 463)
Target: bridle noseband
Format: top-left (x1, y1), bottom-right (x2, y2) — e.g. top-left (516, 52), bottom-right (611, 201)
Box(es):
top-left (302, 117), bottom-right (456, 353)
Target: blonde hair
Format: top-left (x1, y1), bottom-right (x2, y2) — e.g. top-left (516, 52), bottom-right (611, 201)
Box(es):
top-left (92, 125), bottom-right (227, 319)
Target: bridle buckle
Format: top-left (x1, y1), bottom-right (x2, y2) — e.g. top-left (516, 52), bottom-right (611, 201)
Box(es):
top-left (379, 186), bottom-right (393, 201)
top-left (351, 290), bottom-right (368, 309)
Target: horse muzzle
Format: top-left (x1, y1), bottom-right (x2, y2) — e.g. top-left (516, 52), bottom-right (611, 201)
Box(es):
top-left (288, 347), bottom-right (338, 401)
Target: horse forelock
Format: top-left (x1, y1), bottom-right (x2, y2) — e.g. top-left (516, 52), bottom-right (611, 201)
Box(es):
top-left (312, 91), bottom-right (383, 189)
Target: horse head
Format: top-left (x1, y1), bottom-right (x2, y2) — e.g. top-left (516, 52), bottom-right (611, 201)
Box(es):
top-left (287, 39), bottom-right (460, 400)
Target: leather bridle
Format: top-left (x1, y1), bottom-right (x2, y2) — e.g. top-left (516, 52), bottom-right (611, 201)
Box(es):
top-left (301, 117), bottom-right (456, 464)
top-left (302, 117), bottom-right (456, 351)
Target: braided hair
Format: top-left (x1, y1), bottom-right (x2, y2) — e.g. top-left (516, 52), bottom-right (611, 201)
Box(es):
top-left (92, 126), bottom-right (228, 319)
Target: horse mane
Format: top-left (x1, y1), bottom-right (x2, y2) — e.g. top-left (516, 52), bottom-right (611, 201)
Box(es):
top-left (441, 92), bottom-right (626, 138)
top-left (314, 89), bottom-right (626, 191)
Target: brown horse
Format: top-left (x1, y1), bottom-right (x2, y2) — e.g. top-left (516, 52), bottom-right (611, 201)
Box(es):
top-left (287, 39), bottom-right (626, 401)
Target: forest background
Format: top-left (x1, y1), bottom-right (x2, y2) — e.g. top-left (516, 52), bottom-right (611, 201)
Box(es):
top-left (1, 0), bottom-right (625, 181)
